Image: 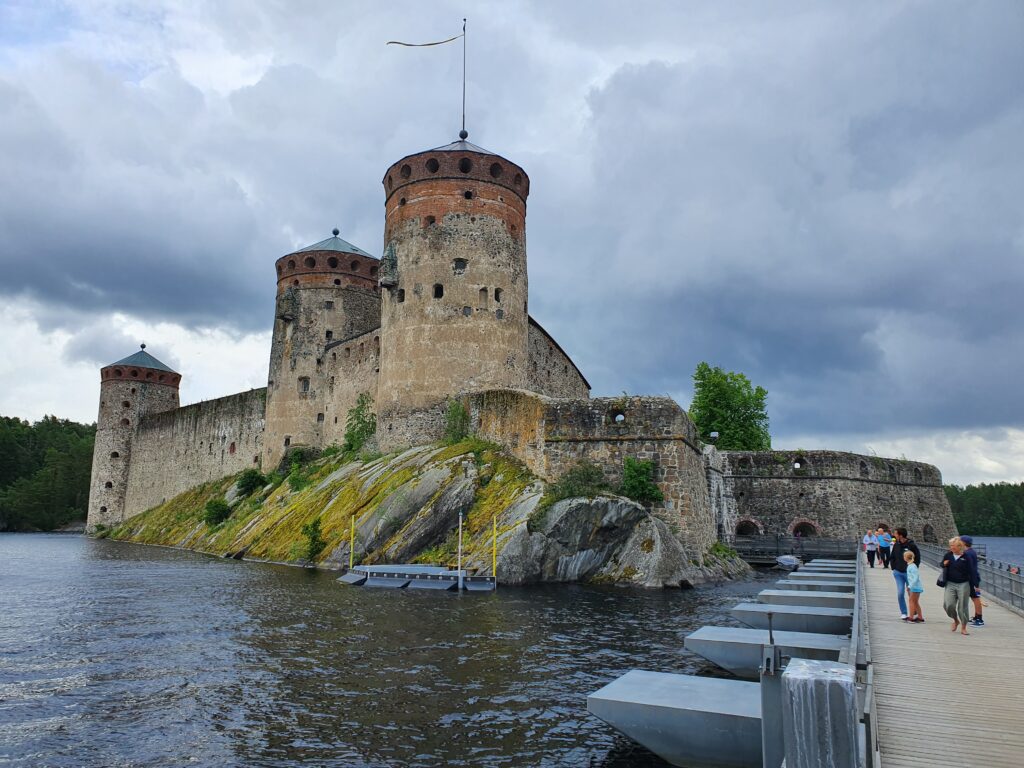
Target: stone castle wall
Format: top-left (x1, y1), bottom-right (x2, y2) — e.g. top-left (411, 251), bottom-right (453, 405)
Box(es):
top-left (527, 319), bottom-right (590, 399)
top-left (466, 390), bottom-right (717, 554)
top-left (123, 389), bottom-right (266, 518)
top-left (722, 450), bottom-right (957, 543)
top-left (321, 328), bottom-right (381, 447)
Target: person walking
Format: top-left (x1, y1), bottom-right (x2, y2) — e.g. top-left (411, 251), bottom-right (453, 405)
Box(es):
top-left (960, 535), bottom-right (984, 627)
top-left (941, 536), bottom-right (978, 636)
top-left (904, 549), bottom-right (925, 622)
top-left (877, 527), bottom-right (893, 569)
top-left (863, 529), bottom-right (879, 568)
top-left (890, 528), bottom-right (920, 620)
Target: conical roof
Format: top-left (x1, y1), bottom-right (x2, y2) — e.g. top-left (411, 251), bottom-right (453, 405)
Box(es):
top-left (295, 233), bottom-right (375, 259)
top-left (427, 138), bottom-right (494, 154)
top-left (108, 347), bottom-right (177, 373)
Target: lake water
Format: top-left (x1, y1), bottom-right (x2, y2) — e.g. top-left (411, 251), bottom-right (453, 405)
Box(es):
top-left (0, 534), bottom-right (775, 767)
top-left (972, 536), bottom-right (1024, 566)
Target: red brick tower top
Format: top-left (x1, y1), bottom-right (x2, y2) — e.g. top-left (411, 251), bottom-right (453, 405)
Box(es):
top-left (99, 344), bottom-right (181, 388)
top-left (274, 230), bottom-right (380, 293)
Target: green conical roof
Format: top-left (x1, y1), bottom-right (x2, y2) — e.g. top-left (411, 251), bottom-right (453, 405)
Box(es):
top-left (108, 347), bottom-right (177, 373)
top-left (295, 230), bottom-right (376, 259)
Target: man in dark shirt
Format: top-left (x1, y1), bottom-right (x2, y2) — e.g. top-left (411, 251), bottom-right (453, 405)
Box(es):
top-left (961, 535), bottom-right (984, 626)
top-left (890, 528), bottom-right (921, 619)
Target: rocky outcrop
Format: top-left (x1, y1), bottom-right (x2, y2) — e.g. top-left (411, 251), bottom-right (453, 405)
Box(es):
top-left (107, 440), bottom-right (749, 588)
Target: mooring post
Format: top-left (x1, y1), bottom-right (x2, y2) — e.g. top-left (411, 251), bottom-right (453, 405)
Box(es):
top-left (458, 510), bottom-right (464, 591)
top-left (349, 516), bottom-right (355, 569)
top-left (761, 612), bottom-right (785, 768)
top-left (492, 515), bottom-right (497, 589)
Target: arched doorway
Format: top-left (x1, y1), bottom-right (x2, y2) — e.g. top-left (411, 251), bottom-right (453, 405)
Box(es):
top-left (735, 520), bottom-right (760, 537)
top-left (793, 521), bottom-right (818, 537)
top-left (922, 524), bottom-right (937, 543)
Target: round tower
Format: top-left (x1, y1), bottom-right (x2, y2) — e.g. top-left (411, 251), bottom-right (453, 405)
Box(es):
top-left (87, 345), bottom-right (180, 530)
top-left (262, 230), bottom-right (381, 470)
top-left (377, 133), bottom-right (531, 448)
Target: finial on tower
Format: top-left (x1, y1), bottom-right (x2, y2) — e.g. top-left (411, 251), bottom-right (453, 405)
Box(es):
top-left (332, 227), bottom-right (340, 236)
top-left (140, 343), bottom-right (146, 350)
top-left (459, 130), bottom-right (468, 140)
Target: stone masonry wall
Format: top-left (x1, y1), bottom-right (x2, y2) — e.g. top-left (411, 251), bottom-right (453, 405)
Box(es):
top-left (723, 450), bottom-right (957, 544)
top-left (466, 390), bottom-right (717, 554)
top-left (321, 327), bottom-right (381, 448)
top-left (123, 389), bottom-right (266, 518)
top-left (527, 318), bottom-right (590, 399)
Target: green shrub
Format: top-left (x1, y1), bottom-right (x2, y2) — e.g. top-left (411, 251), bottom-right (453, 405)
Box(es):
top-left (619, 458), bottom-right (663, 503)
top-left (708, 541), bottom-right (738, 559)
top-left (343, 393), bottom-right (377, 455)
top-left (203, 498), bottom-right (231, 526)
top-left (321, 444), bottom-right (342, 458)
top-left (444, 399), bottom-right (470, 444)
top-left (236, 468), bottom-right (266, 497)
top-left (531, 461), bottom-right (610, 530)
top-left (300, 517), bottom-right (327, 562)
top-left (265, 471), bottom-right (283, 488)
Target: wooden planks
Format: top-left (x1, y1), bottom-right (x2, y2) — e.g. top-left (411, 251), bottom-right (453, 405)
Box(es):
top-left (864, 560), bottom-right (1024, 768)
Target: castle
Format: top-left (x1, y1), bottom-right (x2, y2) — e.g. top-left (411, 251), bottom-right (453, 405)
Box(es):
top-left (87, 132), bottom-right (958, 552)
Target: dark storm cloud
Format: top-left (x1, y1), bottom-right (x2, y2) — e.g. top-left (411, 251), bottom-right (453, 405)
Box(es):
top-left (1, 1), bottom-right (1022, 445)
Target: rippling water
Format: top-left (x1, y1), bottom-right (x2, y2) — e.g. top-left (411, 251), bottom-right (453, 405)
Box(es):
top-left (0, 534), bottom-right (771, 767)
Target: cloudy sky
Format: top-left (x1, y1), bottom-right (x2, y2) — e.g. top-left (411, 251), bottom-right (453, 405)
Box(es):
top-left (1, 1), bottom-right (1022, 485)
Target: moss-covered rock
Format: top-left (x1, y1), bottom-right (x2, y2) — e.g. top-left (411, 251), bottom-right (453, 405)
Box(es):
top-left (107, 439), bottom-right (748, 587)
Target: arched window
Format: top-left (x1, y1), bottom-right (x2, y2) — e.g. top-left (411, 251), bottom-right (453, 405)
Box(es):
top-left (793, 521), bottom-right (818, 537)
top-left (736, 520), bottom-right (760, 536)
top-left (104, 481), bottom-right (113, 489)
top-left (479, 287), bottom-right (488, 309)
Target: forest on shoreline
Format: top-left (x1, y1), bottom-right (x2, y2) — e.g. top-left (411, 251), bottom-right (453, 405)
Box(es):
top-left (0, 416), bottom-right (95, 531)
top-left (945, 483), bottom-right (1024, 537)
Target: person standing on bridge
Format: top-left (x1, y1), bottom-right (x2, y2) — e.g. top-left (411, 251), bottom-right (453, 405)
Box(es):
top-left (941, 536), bottom-right (978, 635)
top-left (960, 535), bottom-right (984, 627)
top-left (904, 549), bottom-right (925, 622)
top-left (877, 527), bottom-right (893, 569)
top-left (890, 528), bottom-right (920, 620)
top-left (863, 529), bottom-right (879, 568)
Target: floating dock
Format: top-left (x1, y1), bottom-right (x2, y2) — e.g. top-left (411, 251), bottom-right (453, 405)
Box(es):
top-left (337, 565), bottom-right (495, 591)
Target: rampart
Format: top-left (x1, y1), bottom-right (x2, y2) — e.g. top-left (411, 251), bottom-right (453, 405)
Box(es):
top-left (466, 390), bottom-right (717, 553)
top-left (722, 450), bottom-right (957, 543)
top-left (123, 388), bottom-right (266, 517)
top-left (527, 318), bottom-right (590, 399)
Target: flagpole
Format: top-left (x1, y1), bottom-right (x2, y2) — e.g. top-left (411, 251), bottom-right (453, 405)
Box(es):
top-left (461, 18), bottom-right (467, 136)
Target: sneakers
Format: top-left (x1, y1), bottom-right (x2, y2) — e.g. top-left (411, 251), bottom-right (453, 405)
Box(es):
top-left (970, 617), bottom-right (985, 627)
top-left (900, 614), bottom-right (909, 621)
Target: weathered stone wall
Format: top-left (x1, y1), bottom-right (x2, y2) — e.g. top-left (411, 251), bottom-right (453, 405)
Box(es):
top-left (466, 390), bottom-right (717, 554)
top-left (527, 318), bottom-right (590, 399)
top-left (704, 446), bottom-right (736, 541)
top-left (377, 146), bottom-right (531, 451)
top-left (263, 279), bottom-right (380, 469)
top-left (87, 371), bottom-right (180, 529)
top-left (321, 328), bottom-right (381, 448)
top-left (723, 450), bottom-right (957, 543)
top-left (123, 389), bottom-right (266, 518)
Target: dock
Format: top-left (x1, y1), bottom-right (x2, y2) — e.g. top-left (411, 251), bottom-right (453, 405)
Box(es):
top-left (864, 557), bottom-right (1024, 768)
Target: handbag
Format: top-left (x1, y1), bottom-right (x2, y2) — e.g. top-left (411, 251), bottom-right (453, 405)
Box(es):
top-left (936, 566), bottom-right (948, 588)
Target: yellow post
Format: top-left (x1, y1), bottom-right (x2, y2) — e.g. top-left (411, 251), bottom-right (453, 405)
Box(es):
top-left (492, 515), bottom-right (497, 587)
top-left (349, 516), bottom-right (355, 569)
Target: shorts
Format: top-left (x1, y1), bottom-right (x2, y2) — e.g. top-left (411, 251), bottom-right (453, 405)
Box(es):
top-left (910, 587), bottom-right (924, 593)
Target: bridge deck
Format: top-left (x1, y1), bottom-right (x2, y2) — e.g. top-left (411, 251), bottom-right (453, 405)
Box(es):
top-left (865, 561), bottom-right (1024, 767)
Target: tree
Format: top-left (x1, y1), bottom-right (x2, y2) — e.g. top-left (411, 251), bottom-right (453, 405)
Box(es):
top-left (688, 362), bottom-right (771, 450)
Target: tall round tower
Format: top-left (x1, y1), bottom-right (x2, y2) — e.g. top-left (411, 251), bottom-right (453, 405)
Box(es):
top-left (262, 230), bottom-right (381, 470)
top-left (87, 345), bottom-right (180, 530)
top-left (377, 134), bottom-right (531, 448)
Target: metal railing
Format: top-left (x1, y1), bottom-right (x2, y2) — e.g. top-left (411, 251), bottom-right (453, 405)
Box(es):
top-left (919, 542), bottom-right (1024, 613)
top-left (732, 535), bottom-right (858, 561)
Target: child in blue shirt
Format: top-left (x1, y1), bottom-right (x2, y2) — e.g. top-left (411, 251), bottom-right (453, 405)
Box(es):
top-left (904, 550), bottom-right (924, 622)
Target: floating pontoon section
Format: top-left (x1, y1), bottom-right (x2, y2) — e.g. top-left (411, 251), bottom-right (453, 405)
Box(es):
top-left (757, 589), bottom-right (855, 609)
top-left (684, 627), bottom-right (848, 680)
top-left (731, 602), bottom-right (854, 634)
top-left (336, 565), bottom-right (495, 591)
top-left (774, 579), bottom-right (856, 592)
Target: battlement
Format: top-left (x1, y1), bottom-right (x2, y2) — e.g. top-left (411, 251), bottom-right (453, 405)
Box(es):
top-left (275, 248), bottom-right (379, 292)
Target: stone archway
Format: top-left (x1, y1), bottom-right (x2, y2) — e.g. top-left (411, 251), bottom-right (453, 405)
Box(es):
top-left (735, 519), bottom-right (761, 537)
top-left (792, 520), bottom-right (819, 537)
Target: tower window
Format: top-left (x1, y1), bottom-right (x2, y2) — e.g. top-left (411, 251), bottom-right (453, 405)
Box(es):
top-left (433, 284), bottom-right (444, 299)
top-left (328, 256), bottom-right (338, 268)
top-left (351, 260), bottom-right (359, 271)
top-left (104, 481), bottom-right (113, 489)
top-left (326, 330), bottom-right (333, 340)
top-left (514, 173), bottom-right (522, 186)
top-left (120, 418), bottom-right (130, 426)
top-left (334, 279), bottom-right (341, 285)
top-left (399, 198), bottom-right (406, 206)
top-left (324, 301), bottom-right (334, 309)
top-left (304, 257), bottom-right (316, 268)
top-left (426, 157), bottom-right (439, 173)
top-left (110, 451), bottom-right (119, 458)
top-left (284, 436), bottom-right (291, 447)
top-left (229, 442), bottom-right (236, 454)
top-left (99, 506), bottom-right (107, 514)
top-left (464, 190), bottom-right (473, 200)
top-left (494, 288), bottom-right (503, 302)
top-left (463, 306), bottom-right (472, 316)
top-left (490, 162), bottom-right (503, 178)
top-left (130, 370), bottom-right (139, 377)
top-left (400, 163), bottom-right (411, 179)
top-left (130, 388), bottom-right (136, 394)
top-left (459, 157), bottom-right (473, 173)
top-left (317, 413), bottom-right (324, 423)
top-left (371, 266), bottom-right (378, 276)
top-left (425, 215), bottom-right (436, 227)
top-left (298, 377), bottom-right (310, 393)
top-left (479, 287), bottom-right (488, 309)
top-left (453, 258), bottom-right (467, 275)
top-left (292, 279), bottom-right (299, 286)
top-left (397, 289), bottom-right (405, 303)
top-left (495, 309), bottom-right (504, 319)
top-left (122, 401), bottom-right (130, 408)
top-left (345, 347), bottom-right (351, 358)
top-left (288, 260), bottom-right (296, 269)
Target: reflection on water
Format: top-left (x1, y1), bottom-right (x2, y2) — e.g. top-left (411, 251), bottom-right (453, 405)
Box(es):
top-left (0, 534), bottom-right (772, 767)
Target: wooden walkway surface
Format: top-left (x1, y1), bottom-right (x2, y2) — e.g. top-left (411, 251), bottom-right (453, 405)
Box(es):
top-left (864, 560), bottom-right (1024, 767)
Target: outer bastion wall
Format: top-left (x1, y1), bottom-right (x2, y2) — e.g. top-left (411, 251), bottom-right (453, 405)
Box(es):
top-left (723, 450), bottom-right (957, 543)
top-left (123, 389), bottom-right (266, 518)
top-left (321, 327), bottom-right (381, 447)
top-left (466, 390), bottom-right (717, 554)
top-left (527, 318), bottom-right (590, 399)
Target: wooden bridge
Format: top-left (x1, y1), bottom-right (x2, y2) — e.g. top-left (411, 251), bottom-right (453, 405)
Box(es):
top-left (864, 555), bottom-right (1024, 767)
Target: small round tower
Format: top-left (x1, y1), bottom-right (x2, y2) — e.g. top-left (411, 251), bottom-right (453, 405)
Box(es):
top-left (87, 345), bottom-right (180, 530)
top-left (377, 133), bottom-right (531, 447)
top-left (262, 230), bottom-right (381, 470)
